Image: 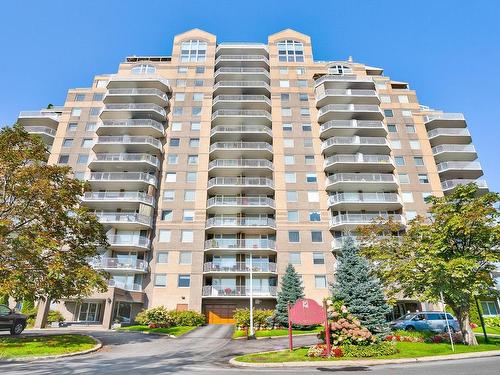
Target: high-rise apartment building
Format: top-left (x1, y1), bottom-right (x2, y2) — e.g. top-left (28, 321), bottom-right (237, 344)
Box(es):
top-left (17, 29), bottom-right (489, 327)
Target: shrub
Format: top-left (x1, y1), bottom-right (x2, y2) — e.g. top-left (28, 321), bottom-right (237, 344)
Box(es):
top-left (47, 310), bottom-right (65, 324)
top-left (144, 306), bottom-right (175, 328)
top-left (485, 316), bottom-right (500, 328)
top-left (169, 310), bottom-right (205, 326)
top-left (233, 308), bottom-right (274, 329)
top-left (425, 332), bottom-right (464, 344)
top-left (341, 342), bottom-right (398, 357)
top-left (385, 334), bottom-right (423, 343)
top-left (133, 307), bottom-right (205, 327)
top-left (134, 309), bottom-right (149, 325)
top-left (307, 344), bottom-right (343, 358)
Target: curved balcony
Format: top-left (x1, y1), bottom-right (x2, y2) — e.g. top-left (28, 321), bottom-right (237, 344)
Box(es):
top-left (320, 120), bottom-right (387, 138)
top-left (18, 110), bottom-right (59, 127)
top-left (95, 212), bottom-right (153, 229)
top-left (212, 95), bottom-right (271, 111)
top-left (89, 153), bottom-right (160, 171)
top-left (211, 109), bottom-right (272, 126)
top-left (318, 104), bottom-right (383, 122)
top-left (208, 159), bottom-right (274, 176)
top-left (328, 192), bottom-right (402, 210)
top-left (427, 128), bottom-right (471, 146)
top-left (88, 172), bottom-right (157, 190)
top-left (93, 135), bottom-right (162, 153)
top-left (204, 238), bottom-right (276, 253)
top-left (104, 88), bottom-right (168, 106)
top-left (202, 285), bottom-right (277, 298)
top-left (215, 55), bottom-right (270, 68)
top-left (441, 179), bottom-right (489, 194)
top-left (325, 173), bottom-right (399, 192)
top-left (321, 136), bottom-right (390, 154)
top-left (324, 154), bottom-right (395, 173)
top-left (207, 177), bottom-right (274, 194)
top-left (213, 81), bottom-right (270, 95)
top-left (432, 144), bottom-right (477, 163)
top-left (205, 217), bottom-right (276, 233)
top-left (436, 161), bottom-right (483, 180)
top-left (107, 235), bottom-right (151, 251)
top-left (210, 125), bottom-right (272, 142)
top-left (207, 196), bottom-right (275, 214)
top-left (82, 191), bottom-right (155, 209)
top-left (209, 141), bottom-right (273, 159)
top-left (91, 257), bottom-right (148, 273)
top-left (314, 74), bottom-right (375, 89)
top-left (23, 126), bottom-right (57, 144)
top-left (97, 119), bottom-right (165, 137)
top-left (424, 113), bottom-right (466, 130)
top-left (316, 89), bottom-right (379, 106)
top-left (329, 213), bottom-right (405, 230)
top-left (214, 67), bottom-right (270, 81)
top-left (107, 279), bottom-right (143, 292)
top-left (107, 75), bottom-right (170, 92)
top-left (100, 103), bottom-right (166, 121)
top-left (203, 262), bottom-right (277, 274)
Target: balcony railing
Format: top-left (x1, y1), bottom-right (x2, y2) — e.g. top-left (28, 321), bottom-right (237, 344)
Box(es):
top-left (214, 67), bottom-right (270, 77)
top-left (324, 154), bottom-right (393, 167)
top-left (207, 196), bottom-right (275, 208)
top-left (207, 177), bottom-right (274, 188)
top-left (89, 172), bottom-right (157, 185)
top-left (107, 235), bottom-right (151, 248)
top-left (91, 153), bottom-right (160, 168)
top-left (19, 110), bottom-right (59, 121)
top-left (101, 103), bottom-right (166, 116)
top-left (208, 159), bottom-right (273, 170)
top-left (330, 213), bottom-right (405, 227)
top-left (213, 81), bottom-right (270, 90)
top-left (215, 55), bottom-right (269, 64)
top-left (210, 125), bottom-right (272, 137)
top-left (315, 74), bottom-right (374, 86)
top-left (108, 279), bottom-right (142, 292)
top-left (424, 113), bottom-right (465, 123)
top-left (316, 89), bottom-right (378, 100)
top-left (320, 120), bottom-right (385, 133)
top-left (210, 141), bottom-right (273, 152)
top-left (98, 119), bottom-right (164, 132)
top-left (23, 126), bottom-right (57, 136)
top-left (427, 128), bottom-right (470, 138)
top-left (202, 285), bottom-right (277, 297)
top-left (326, 173), bottom-right (397, 186)
top-left (322, 136), bottom-right (388, 150)
top-left (212, 109), bottom-right (271, 120)
top-left (328, 192), bottom-right (400, 205)
top-left (318, 104), bottom-right (381, 117)
top-left (95, 135), bottom-right (162, 149)
top-left (203, 262), bottom-right (277, 273)
top-left (95, 212), bottom-right (153, 226)
top-left (441, 179), bottom-right (488, 191)
top-left (108, 75), bottom-right (170, 88)
top-left (204, 238), bottom-right (276, 250)
top-left (106, 88), bottom-right (168, 100)
top-left (206, 217), bottom-right (276, 228)
top-left (83, 191), bottom-right (155, 206)
top-left (432, 144), bottom-right (476, 154)
top-left (436, 161), bottom-right (482, 172)
top-left (91, 257), bottom-right (148, 272)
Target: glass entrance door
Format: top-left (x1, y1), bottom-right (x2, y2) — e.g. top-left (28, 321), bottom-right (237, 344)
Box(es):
top-left (78, 302), bottom-right (101, 322)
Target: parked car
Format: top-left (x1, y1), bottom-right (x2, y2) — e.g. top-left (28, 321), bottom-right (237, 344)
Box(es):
top-left (0, 304), bottom-right (27, 335)
top-left (390, 311), bottom-right (460, 333)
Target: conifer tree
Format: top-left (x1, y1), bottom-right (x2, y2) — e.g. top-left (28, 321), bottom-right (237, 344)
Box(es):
top-left (275, 264), bottom-right (305, 327)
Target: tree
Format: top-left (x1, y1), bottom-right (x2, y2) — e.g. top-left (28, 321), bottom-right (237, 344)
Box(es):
top-left (332, 236), bottom-right (391, 334)
top-left (0, 125), bottom-right (109, 303)
top-left (275, 264), bottom-right (304, 327)
top-left (358, 184), bottom-right (500, 345)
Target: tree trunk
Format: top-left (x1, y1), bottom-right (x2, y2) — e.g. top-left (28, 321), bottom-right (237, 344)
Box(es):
top-left (454, 307), bottom-right (478, 346)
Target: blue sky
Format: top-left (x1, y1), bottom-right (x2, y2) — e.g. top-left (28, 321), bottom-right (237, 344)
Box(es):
top-left (1, 0), bottom-right (499, 191)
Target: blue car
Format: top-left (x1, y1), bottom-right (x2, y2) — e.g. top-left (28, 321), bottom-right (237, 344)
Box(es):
top-left (390, 311), bottom-right (460, 333)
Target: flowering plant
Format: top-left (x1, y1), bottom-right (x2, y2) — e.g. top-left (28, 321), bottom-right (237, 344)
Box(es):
top-left (385, 334), bottom-right (423, 343)
top-left (307, 344), bottom-right (343, 358)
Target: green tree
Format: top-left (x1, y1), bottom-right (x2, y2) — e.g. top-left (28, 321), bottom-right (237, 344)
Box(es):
top-left (332, 236), bottom-right (391, 334)
top-left (359, 184), bottom-right (500, 345)
top-left (0, 125), bottom-right (109, 303)
top-left (275, 264), bottom-right (304, 327)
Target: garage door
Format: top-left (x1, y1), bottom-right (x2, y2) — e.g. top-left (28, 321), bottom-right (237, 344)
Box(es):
top-left (205, 305), bottom-right (236, 324)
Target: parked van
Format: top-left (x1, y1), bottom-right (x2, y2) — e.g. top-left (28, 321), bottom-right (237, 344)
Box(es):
top-left (390, 311), bottom-right (460, 333)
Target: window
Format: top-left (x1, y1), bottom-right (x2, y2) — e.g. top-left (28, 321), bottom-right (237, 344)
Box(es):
top-left (71, 108), bottom-right (81, 117)
top-left (305, 155), bottom-right (315, 164)
top-left (287, 210), bottom-right (299, 222)
top-left (299, 93), bottom-right (308, 101)
top-left (418, 173), bottom-right (429, 184)
top-left (279, 67), bottom-right (289, 74)
top-left (77, 154), bottom-right (88, 164)
top-left (311, 231), bottom-right (323, 242)
top-left (159, 230), bottom-right (171, 242)
top-left (315, 275), bottom-right (327, 288)
top-left (171, 122), bottom-right (182, 131)
top-left (195, 66), bottom-right (205, 74)
top-left (289, 231), bottom-right (300, 243)
top-left (399, 173), bottom-right (410, 184)
top-left (85, 122), bottom-right (96, 131)
top-left (163, 190), bottom-right (175, 201)
top-left (300, 108), bottom-right (310, 116)
top-left (176, 79), bottom-right (186, 87)
top-left (173, 107), bottom-right (183, 116)
top-left (375, 82), bottom-right (387, 90)
top-left (391, 140), bottom-right (402, 149)
top-left (277, 40), bottom-right (304, 62)
top-left (281, 93), bottom-right (290, 101)
top-left (387, 124), bottom-right (397, 132)
top-left (297, 80), bottom-right (307, 88)
top-left (157, 252), bottom-right (168, 263)
top-left (161, 210), bottom-right (173, 221)
top-left (289, 252), bottom-right (301, 264)
top-left (398, 95), bottom-right (409, 103)
top-left (281, 107), bottom-right (292, 116)
top-left (287, 191), bottom-right (298, 202)
top-left (283, 139), bottom-right (294, 148)
top-left (313, 252), bottom-right (325, 265)
top-left (187, 155), bottom-right (198, 165)
top-left (184, 190), bottom-right (196, 201)
top-left (395, 156), bottom-right (405, 166)
top-left (402, 192), bottom-right (414, 203)
top-left (193, 93), bottom-right (203, 101)
top-left (413, 156), bottom-right (424, 166)
top-left (481, 301), bottom-right (499, 316)
top-left (131, 64), bottom-right (156, 74)
top-left (284, 155), bottom-right (295, 165)
top-left (402, 110), bottom-right (412, 117)
top-left (175, 93), bottom-right (185, 101)
top-left (308, 191), bottom-right (319, 202)
top-left (285, 172), bottom-right (296, 183)
top-left (58, 154), bottom-right (69, 164)
top-left (62, 138), bottom-right (73, 147)
top-left (279, 80), bottom-right (290, 88)
top-left (302, 123), bottom-right (312, 131)
top-left (186, 172), bottom-right (197, 182)
top-left (167, 154), bottom-right (178, 164)
top-left (409, 140), bottom-right (421, 150)
top-left (67, 123), bottom-right (77, 131)
top-left (75, 93), bottom-right (85, 101)
top-left (180, 40), bottom-right (207, 62)
top-left (283, 123), bottom-right (292, 131)
top-left (181, 230), bottom-right (193, 243)
top-left (183, 210), bottom-right (195, 222)
top-left (194, 80), bottom-right (204, 87)
top-left (89, 107), bottom-right (100, 116)
top-left (177, 275), bottom-right (191, 288)
top-left (190, 122), bottom-right (201, 131)
top-left (179, 252), bottom-right (192, 265)
top-left (328, 64), bottom-right (352, 75)
top-left (303, 138), bottom-right (313, 147)
top-left (189, 138), bottom-right (200, 147)
top-left (165, 173), bottom-right (177, 182)
top-left (178, 66), bottom-right (188, 73)
top-left (405, 124), bottom-right (416, 133)
top-left (169, 138), bottom-right (180, 147)
top-left (309, 211), bottom-right (321, 222)
top-left (92, 93), bottom-right (103, 101)
top-left (406, 211), bottom-right (417, 221)
top-left (306, 173), bottom-right (317, 183)
top-left (384, 109), bottom-right (393, 117)
top-left (81, 138), bottom-right (93, 148)
top-left (380, 95), bottom-right (391, 103)
top-left (154, 274), bottom-right (167, 287)
top-left (296, 67), bottom-right (305, 75)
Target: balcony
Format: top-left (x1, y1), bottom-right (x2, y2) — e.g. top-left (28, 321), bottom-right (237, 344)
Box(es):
top-left (97, 119), bottom-right (165, 137)
top-left (88, 172), bottom-right (157, 190)
top-left (95, 212), bottom-right (153, 229)
top-left (427, 128), bottom-right (471, 146)
top-left (202, 285), bottom-right (277, 298)
top-left (213, 81), bottom-right (270, 95)
top-left (211, 109), bottom-right (272, 126)
top-left (212, 95), bottom-right (271, 111)
top-left (424, 113), bottom-right (466, 130)
top-left (93, 135), bottom-right (162, 153)
top-left (314, 74), bottom-right (375, 89)
top-left (325, 173), bottom-right (399, 192)
top-left (107, 235), bottom-right (151, 251)
top-left (208, 159), bottom-right (273, 176)
top-left (209, 141), bottom-right (273, 159)
top-left (320, 120), bottom-right (387, 138)
top-left (106, 75), bottom-right (170, 92)
top-left (214, 67), bottom-right (270, 81)
top-left (210, 125), bottom-right (272, 142)
top-left (18, 110), bottom-right (59, 127)
top-left (207, 177), bottom-right (274, 194)
top-left (82, 191), bottom-right (155, 209)
top-left (23, 126), bottom-right (57, 144)
top-left (329, 213), bottom-right (405, 230)
top-left (107, 279), bottom-right (143, 292)
top-left (441, 179), bottom-right (489, 194)
top-left (436, 161), bottom-right (484, 180)
top-left (104, 88), bottom-right (168, 106)
top-left (206, 196), bottom-right (275, 214)
top-left (215, 55), bottom-right (270, 68)
top-left (318, 104), bottom-right (384, 122)
top-left (204, 238), bottom-right (276, 253)
top-left (321, 136), bottom-right (390, 154)
top-left (88, 153), bottom-right (160, 171)
top-left (316, 89), bottom-right (379, 106)
top-left (205, 217), bottom-right (276, 233)
top-left (100, 103), bottom-right (166, 121)
top-left (91, 257), bottom-right (148, 273)
top-left (432, 144), bottom-right (477, 163)
top-left (203, 262), bottom-right (277, 274)
top-left (328, 192), bottom-right (402, 210)
top-left (324, 154), bottom-right (395, 173)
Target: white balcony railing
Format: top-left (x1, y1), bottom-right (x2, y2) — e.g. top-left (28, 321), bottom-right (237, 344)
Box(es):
top-left (98, 119), bottom-right (164, 132)
top-left (441, 179), bottom-right (488, 191)
top-left (106, 88), bottom-right (168, 101)
top-left (208, 159), bottom-right (273, 170)
top-left (320, 120), bottom-right (385, 133)
top-left (329, 213), bottom-right (405, 227)
top-left (207, 196), bottom-right (275, 208)
top-left (204, 238), bottom-right (276, 250)
top-left (214, 67), bottom-right (270, 77)
top-left (91, 153), bottom-right (160, 167)
top-left (212, 109), bottom-right (271, 120)
top-left (206, 217), bottom-right (276, 228)
top-left (322, 136), bottom-right (388, 150)
top-left (202, 285), bottom-right (277, 297)
top-left (318, 104), bottom-right (381, 117)
top-left (436, 161), bottom-right (482, 172)
top-left (95, 136), bottom-right (162, 149)
top-left (203, 262), bottom-right (277, 273)
top-left (210, 125), bottom-right (272, 137)
top-left (326, 173), bottom-right (397, 186)
top-left (95, 212), bottom-right (153, 226)
top-left (209, 141), bottom-right (273, 152)
top-left (315, 74), bottom-right (374, 87)
top-left (316, 89), bottom-right (378, 100)
top-left (91, 257), bottom-right (148, 271)
top-left (215, 55), bottom-right (269, 64)
top-left (328, 192), bottom-right (400, 205)
top-left (23, 126), bottom-right (57, 136)
top-left (324, 154), bottom-right (393, 167)
top-left (107, 235), bottom-right (151, 248)
top-left (19, 110), bottom-right (59, 121)
top-left (107, 75), bottom-right (170, 89)
top-left (427, 128), bottom-right (470, 138)
top-left (89, 172), bottom-right (157, 185)
top-left (101, 103), bottom-right (166, 117)
top-left (207, 177), bottom-right (274, 188)
top-left (424, 113), bottom-right (465, 123)
top-left (82, 191), bottom-right (155, 206)
top-left (432, 144), bottom-right (476, 154)
top-left (108, 279), bottom-right (143, 292)
top-left (213, 81), bottom-right (270, 91)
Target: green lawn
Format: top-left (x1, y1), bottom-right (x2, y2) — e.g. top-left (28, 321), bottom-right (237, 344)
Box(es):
top-left (235, 336), bottom-right (500, 363)
top-left (118, 325), bottom-right (197, 336)
top-left (233, 326), bottom-right (322, 339)
top-left (0, 334), bottom-right (97, 359)
top-left (473, 326), bottom-right (500, 335)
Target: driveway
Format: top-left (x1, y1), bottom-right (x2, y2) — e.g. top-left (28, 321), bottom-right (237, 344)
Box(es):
top-left (1, 327), bottom-right (499, 374)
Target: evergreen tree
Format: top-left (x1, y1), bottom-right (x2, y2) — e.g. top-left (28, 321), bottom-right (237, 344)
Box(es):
top-left (275, 264), bottom-right (304, 327)
top-left (332, 236), bottom-right (391, 334)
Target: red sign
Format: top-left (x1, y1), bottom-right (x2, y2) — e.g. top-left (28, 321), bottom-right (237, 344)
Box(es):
top-left (289, 298), bottom-right (325, 325)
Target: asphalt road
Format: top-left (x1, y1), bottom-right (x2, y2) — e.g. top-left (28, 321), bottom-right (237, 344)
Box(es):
top-left (1, 326), bottom-right (499, 374)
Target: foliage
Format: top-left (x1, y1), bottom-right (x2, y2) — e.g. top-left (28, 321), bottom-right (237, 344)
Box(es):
top-left (21, 300), bottom-right (38, 327)
top-left (233, 308), bottom-right (274, 329)
top-left (386, 329), bottom-right (431, 342)
top-left (359, 183), bottom-right (500, 345)
top-left (341, 341), bottom-right (398, 357)
top-left (307, 344), bottom-right (343, 358)
top-left (167, 310), bottom-right (205, 327)
top-left (332, 236), bottom-right (391, 335)
top-left (0, 125), bottom-right (109, 302)
top-left (47, 310), bottom-right (65, 324)
top-left (0, 295), bottom-right (8, 305)
top-left (425, 332), bottom-right (464, 344)
top-left (134, 306), bottom-right (204, 327)
top-left (133, 309), bottom-right (149, 326)
top-left (275, 264), bottom-right (304, 327)
top-left (484, 316), bottom-right (500, 327)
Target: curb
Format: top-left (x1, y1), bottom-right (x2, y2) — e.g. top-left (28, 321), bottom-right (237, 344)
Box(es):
top-left (229, 349), bottom-right (500, 368)
top-left (0, 334), bottom-right (102, 363)
top-left (233, 332), bottom-right (319, 340)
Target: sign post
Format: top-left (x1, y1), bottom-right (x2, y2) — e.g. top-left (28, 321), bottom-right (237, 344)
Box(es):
top-left (287, 302), bottom-right (293, 351)
top-left (288, 298), bottom-right (327, 353)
